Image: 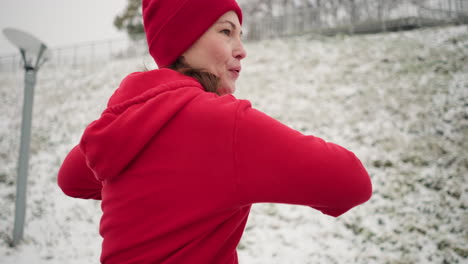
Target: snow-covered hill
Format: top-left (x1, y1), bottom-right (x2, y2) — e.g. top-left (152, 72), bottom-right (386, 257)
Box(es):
top-left (1, 24), bottom-right (467, 263)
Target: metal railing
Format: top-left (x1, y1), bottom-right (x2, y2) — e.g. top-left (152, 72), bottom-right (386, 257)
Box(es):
top-left (244, 0), bottom-right (468, 40)
top-left (0, 38), bottom-right (138, 72)
top-left (1, 0), bottom-right (466, 72)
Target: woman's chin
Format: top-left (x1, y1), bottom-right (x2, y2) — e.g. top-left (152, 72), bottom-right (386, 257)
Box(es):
top-left (216, 88), bottom-right (232, 96)
top-left (218, 81), bottom-right (236, 95)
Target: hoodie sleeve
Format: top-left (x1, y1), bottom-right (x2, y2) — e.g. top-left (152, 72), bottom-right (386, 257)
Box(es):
top-left (234, 101), bottom-right (372, 217)
top-left (57, 145), bottom-right (102, 200)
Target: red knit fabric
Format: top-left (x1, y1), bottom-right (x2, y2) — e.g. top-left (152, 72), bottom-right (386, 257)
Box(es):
top-left (143, 0), bottom-right (243, 68)
top-left (58, 69), bottom-right (372, 263)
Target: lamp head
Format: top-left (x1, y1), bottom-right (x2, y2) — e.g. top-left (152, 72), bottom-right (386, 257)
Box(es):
top-left (3, 28), bottom-right (49, 70)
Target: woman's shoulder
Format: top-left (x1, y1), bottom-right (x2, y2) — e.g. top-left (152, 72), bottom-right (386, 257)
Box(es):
top-left (189, 92), bottom-right (252, 116)
top-left (169, 92), bottom-right (252, 135)
top-left (108, 69), bottom-right (203, 106)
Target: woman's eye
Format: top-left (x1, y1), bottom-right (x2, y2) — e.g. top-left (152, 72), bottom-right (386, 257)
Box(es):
top-left (221, 29), bottom-right (231, 36)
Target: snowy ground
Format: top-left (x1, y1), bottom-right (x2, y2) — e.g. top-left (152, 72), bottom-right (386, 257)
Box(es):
top-left (0, 25), bottom-right (467, 263)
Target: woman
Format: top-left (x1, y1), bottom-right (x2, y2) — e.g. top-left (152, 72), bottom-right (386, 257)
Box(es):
top-left (57, 0), bottom-right (372, 263)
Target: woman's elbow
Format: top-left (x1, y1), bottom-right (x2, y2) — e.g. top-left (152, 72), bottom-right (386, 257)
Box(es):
top-left (321, 171), bottom-right (372, 217)
top-left (329, 152), bottom-right (373, 215)
top-left (353, 170), bottom-right (373, 205)
top-left (57, 180), bottom-right (102, 200)
top-left (57, 168), bottom-right (102, 200)
top-left (341, 161), bottom-right (373, 209)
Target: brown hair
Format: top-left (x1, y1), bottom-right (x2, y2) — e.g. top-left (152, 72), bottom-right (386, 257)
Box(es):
top-left (167, 57), bottom-right (220, 94)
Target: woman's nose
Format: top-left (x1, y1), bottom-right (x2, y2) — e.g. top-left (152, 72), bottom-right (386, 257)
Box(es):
top-left (233, 40), bottom-right (247, 60)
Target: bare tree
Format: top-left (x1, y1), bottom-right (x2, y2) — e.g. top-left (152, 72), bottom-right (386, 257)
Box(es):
top-left (114, 0), bottom-right (144, 40)
top-left (349, 0), bottom-right (359, 24)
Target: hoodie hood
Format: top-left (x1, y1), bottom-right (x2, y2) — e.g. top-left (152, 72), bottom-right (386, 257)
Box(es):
top-left (80, 69), bottom-right (204, 181)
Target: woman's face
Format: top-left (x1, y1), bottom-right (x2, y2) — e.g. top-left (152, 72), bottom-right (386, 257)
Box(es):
top-left (182, 11), bottom-right (247, 95)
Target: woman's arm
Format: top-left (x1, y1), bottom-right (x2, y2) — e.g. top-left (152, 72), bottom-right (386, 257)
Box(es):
top-left (234, 101), bottom-right (372, 217)
top-left (57, 145), bottom-right (102, 200)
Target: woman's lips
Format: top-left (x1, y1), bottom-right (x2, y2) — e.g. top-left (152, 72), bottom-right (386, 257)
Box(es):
top-left (229, 67), bottom-right (241, 79)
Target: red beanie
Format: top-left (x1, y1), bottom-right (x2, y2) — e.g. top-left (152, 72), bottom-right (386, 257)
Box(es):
top-left (143, 0), bottom-right (243, 68)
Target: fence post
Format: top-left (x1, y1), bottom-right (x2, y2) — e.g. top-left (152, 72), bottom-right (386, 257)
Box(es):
top-left (417, 6), bottom-right (422, 28)
top-left (71, 46), bottom-right (75, 68)
top-left (11, 56), bottom-right (15, 72)
top-left (108, 40), bottom-right (113, 61)
top-left (56, 48), bottom-right (60, 67)
top-left (91, 43), bottom-right (95, 64)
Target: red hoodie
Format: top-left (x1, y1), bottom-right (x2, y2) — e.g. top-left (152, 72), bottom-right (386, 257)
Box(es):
top-left (58, 68), bottom-right (372, 263)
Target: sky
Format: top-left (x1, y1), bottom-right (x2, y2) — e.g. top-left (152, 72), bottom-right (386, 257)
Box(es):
top-left (0, 0), bottom-right (128, 56)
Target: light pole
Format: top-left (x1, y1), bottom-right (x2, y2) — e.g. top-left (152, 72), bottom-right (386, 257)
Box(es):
top-left (3, 28), bottom-right (48, 247)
